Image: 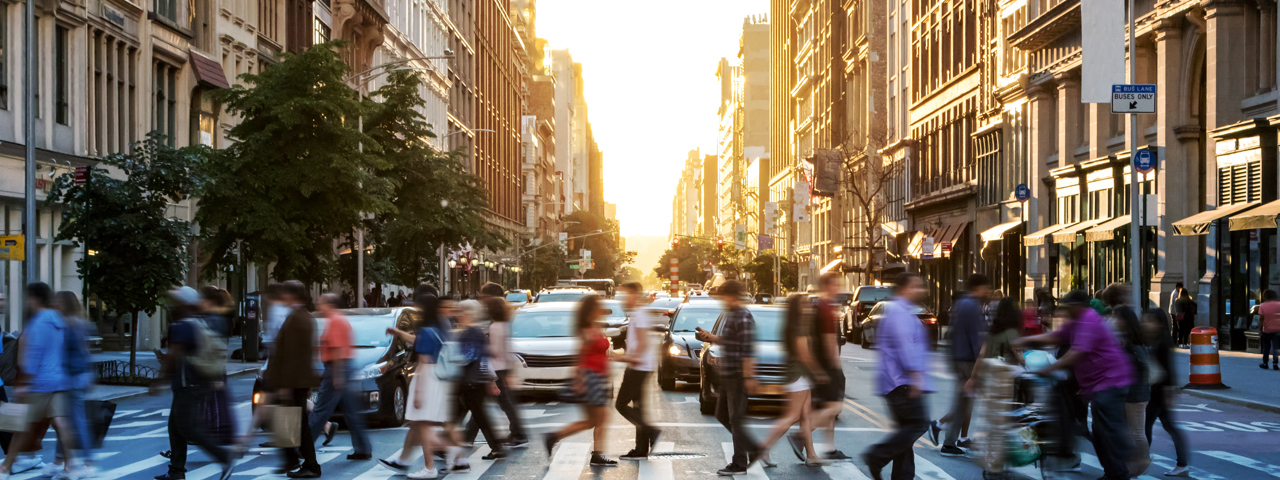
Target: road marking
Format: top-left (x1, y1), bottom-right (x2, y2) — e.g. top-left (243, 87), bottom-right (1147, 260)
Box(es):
top-left (543, 441), bottom-right (590, 480)
top-left (1080, 453), bottom-right (1162, 480)
top-left (136, 409), bottom-right (171, 418)
top-left (438, 445), bottom-right (493, 480)
top-left (1200, 451), bottom-right (1280, 477)
top-left (843, 399), bottom-right (929, 448)
top-left (822, 457), bottom-right (871, 479)
top-left (637, 441), bottom-right (676, 480)
top-left (93, 455), bottom-right (168, 479)
top-left (721, 442), bottom-right (767, 479)
top-left (110, 420), bottom-right (168, 429)
top-left (114, 409), bottom-right (143, 418)
top-left (106, 425), bottom-right (170, 440)
top-left (1150, 453), bottom-right (1228, 480)
top-left (522, 421), bottom-right (884, 431)
top-left (183, 455), bottom-right (258, 480)
top-left (351, 447), bottom-right (423, 480)
top-left (914, 456), bottom-right (958, 480)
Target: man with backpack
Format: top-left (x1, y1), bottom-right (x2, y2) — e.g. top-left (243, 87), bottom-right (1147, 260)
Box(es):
top-left (153, 286), bottom-right (235, 480)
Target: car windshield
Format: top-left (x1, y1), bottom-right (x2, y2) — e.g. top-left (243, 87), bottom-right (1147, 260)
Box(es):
top-left (748, 308), bottom-right (784, 342)
top-left (834, 293), bottom-right (854, 305)
top-left (536, 292), bottom-right (588, 303)
top-left (346, 316), bottom-right (394, 347)
top-left (511, 309), bottom-right (575, 338)
top-left (672, 308), bottom-right (721, 333)
top-left (601, 301), bottom-right (627, 321)
top-left (650, 298), bottom-right (682, 311)
top-left (505, 292), bottom-right (528, 302)
top-left (857, 288), bottom-right (893, 303)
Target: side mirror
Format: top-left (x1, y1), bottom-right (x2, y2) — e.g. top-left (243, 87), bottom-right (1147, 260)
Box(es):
top-left (605, 327), bottom-right (622, 338)
top-left (653, 323), bottom-right (669, 333)
top-left (837, 335), bottom-right (847, 347)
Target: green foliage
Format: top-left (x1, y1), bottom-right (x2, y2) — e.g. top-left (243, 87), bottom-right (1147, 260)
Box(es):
top-left (50, 132), bottom-right (204, 317)
top-left (520, 243), bottom-right (570, 292)
top-left (653, 237), bottom-right (721, 287)
top-left (197, 42), bottom-right (392, 285)
top-left (743, 251), bottom-right (798, 293)
top-left (563, 211), bottom-right (635, 283)
top-left (362, 70), bottom-right (508, 287)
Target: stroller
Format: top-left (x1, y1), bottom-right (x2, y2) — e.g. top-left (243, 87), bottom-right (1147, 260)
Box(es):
top-left (977, 349), bottom-right (1066, 480)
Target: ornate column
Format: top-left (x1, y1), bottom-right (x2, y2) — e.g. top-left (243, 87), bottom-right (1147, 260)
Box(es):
top-left (1153, 17), bottom-right (1194, 309)
top-left (1055, 70), bottom-right (1081, 166)
top-left (1025, 78), bottom-right (1058, 298)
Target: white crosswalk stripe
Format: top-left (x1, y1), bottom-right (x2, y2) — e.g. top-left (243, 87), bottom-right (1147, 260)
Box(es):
top-left (636, 441), bottom-right (676, 480)
top-left (1080, 452), bottom-right (1161, 480)
top-left (543, 441), bottom-right (590, 480)
top-left (1200, 450), bottom-right (1280, 478)
top-left (720, 442), bottom-right (767, 479)
top-left (913, 456), bottom-right (957, 480)
top-left (1150, 453), bottom-right (1228, 480)
top-left (822, 459), bottom-right (872, 479)
top-left (440, 445), bottom-right (494, 480)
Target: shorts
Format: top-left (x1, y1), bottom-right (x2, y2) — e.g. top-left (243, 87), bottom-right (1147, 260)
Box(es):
top-left (22, 391), bottom-right (69, 420)
top-left (581, 369), bottom-right (613, 407)
top-left (787, 376), bottom-right (811, 393)
top-left (812, 367), bottom-right (845, 403)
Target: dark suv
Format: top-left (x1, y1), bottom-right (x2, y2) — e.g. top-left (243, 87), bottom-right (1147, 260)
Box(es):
top-left (697, 305), bottom-right (788, 414)
top-left (842, 286), bottom-right (893, 343)
top-left (656, 302), bottom-right (723, 391)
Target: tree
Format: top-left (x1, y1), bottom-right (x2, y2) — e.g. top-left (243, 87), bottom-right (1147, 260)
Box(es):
top-left (653, 237), bottom-right (721, 287)
top-left (361, 70), bottom-right (507, 288)
top-left (520, 243), bottom-right (570, 292)
top-left (743, 251), bottom-right (798, 294)
top-left (197, 42), bottom-right (392, 286)
top-left (562, 211), bottom-right (635, 283)
top-left (50, 133), bottom-right (205, 376)
top-left (834, 128), bottom-right (902, 286)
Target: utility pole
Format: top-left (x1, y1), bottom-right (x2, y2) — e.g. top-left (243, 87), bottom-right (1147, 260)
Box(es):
top-left (1127, 0), bottom-right (1142, 309)
top-left (22, 0), bottom-right (35, 286)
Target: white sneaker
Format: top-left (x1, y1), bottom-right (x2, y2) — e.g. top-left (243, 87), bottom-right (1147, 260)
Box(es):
top-left (13, 457), bottom-right (45, 474)
top-left (40, 461), bottom-right (61, 477)
top-left (445, 446), bottom-right (465, 471)
top-left (406, 467), bottom-right (437, 479)
top-left (1165, 465), bottom-right (1191, 477)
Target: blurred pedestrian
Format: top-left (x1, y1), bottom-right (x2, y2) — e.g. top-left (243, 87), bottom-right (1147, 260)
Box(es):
top-left (965, 297), bottom-right (1024, 393)
top-left (309, 294), bottom-right (371, 461)
top-left (806, 272), bottom-right (849, 461)
top-left (862, 273), bottom-right (933, 480)
top-left (544, 295), bottom-right (617, 467)
top-left (380, 294), bottom-right (463, 479)
top-left (1016, 290), bottom-right (1134, 480)
top-left (695, 280), bottom-right (760, 475)
top-left (197, 287), bottom-right (236, 448)
top-left (471, 297), bottom-right (527, 449)
top-left (262, 282), bottom-right (321, 478)
top-left (1258, 289), bottom-right (1280, 370)
top-left (1173, 288), bottom-right (1197, 348)
top-left (453, 300), bottom-right (507, 463)
top-left (757, 294), bottom-right (825, 466)
top-left (615, 282), bottom-right (660, 461)
top-left (263, 283), bottom-right (290, 357)
top-left (929, 274), bottom-right (990, 456)
top-left (152, 286), bottom-right (235, 480)
top-left (1142, 308), bottom-right (1191, 477)
top-left (0, 283), bottom-right (77, 479)
top-left (479, 282), bottom-right (504, 300)
top-left (1104, 285), bottom-right (1151, 476)
top-left (49, 291), bottom-right (96, 478)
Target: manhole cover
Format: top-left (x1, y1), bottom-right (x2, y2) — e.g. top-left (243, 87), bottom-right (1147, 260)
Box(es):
top-left (647, 452), bottom-right (709, 460)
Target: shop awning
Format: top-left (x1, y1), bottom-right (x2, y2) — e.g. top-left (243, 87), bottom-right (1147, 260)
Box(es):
top-left (905, 232), bottom-right (925, 258)
top-left (979, 221), bottom-right (1025, 242)
top-left (1024, 223), bottom-right (1074, 246)
top-left (819, 258), bottom-right (843, 274)
top-left (1052, 217), bottom-right (1111, 243)
top-left (1085, 215), bottom-right (1131, 242)
top-left (929, 221), bottom-right (968, 259)
top-left (1171, 202), bottom-right (1260, 235)
top-left (1229, 199), bottom-right (1280, 231)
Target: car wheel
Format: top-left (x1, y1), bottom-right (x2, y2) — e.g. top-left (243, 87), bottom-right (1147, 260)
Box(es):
top-left (389, 382), bottom-right (407, 427)
top-left (658, 366), bottom-right (676, 391)
top-left (699, 383), bottom-right (715, 415)
top-left (861, 330), bottom-right (871, 349)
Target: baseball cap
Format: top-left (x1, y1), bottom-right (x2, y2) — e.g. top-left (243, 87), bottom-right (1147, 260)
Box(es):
top-left (169, 286), bottom-right (199, 306)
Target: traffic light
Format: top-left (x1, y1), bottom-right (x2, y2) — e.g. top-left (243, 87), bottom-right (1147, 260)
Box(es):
top-left (672, 238), bottom-right (680, 248)
top-left (717, 238), bottom-right (724, 252)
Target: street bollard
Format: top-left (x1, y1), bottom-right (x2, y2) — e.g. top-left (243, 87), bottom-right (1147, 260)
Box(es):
top-left (1184, 326), bottom-right (1230, 390)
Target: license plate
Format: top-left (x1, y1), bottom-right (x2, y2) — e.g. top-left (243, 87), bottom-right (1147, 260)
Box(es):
top-left (758, 384), bottom-right (784, 396)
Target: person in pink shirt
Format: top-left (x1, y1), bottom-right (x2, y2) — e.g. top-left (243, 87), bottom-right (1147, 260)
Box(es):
top-left (1259, 290), bottom-right (1280, 370)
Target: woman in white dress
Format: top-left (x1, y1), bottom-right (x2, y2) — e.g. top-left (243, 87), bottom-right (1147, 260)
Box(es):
top-left (379, 294), bottom-right (464, 479)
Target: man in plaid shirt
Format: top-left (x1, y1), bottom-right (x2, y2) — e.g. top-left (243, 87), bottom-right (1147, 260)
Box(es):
top-left (696, 280), bottom-right (759, 475)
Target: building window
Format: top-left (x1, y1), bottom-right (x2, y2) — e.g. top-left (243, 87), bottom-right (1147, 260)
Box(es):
top-left (153, 61), bottom-right (178, 146)
top-left (0, 5), bottom-right (7, 110)
top-left (155, 0), bottom-right (178, 22)
top-left (55, 26), bottom-right (69, 125)
top-left (313, 17), bottom-right (330, 44)
top-left (89, 30), bottom-right (139, 156)
top-left (1057, 194), bottom-right (1079, 224)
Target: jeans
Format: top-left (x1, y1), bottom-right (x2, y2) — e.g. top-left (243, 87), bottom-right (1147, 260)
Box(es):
top-left (167, 387), bottom-right (231, 477)
top-left (944, 361), bottom-right (973, 447)
top-left (465, 370), bottom-right (525, 444)
top-left (456, 383), bottom-right (504, 454)
top-left (308, 360), bottom-right (371, 455)
top-left (55, 384), bottom-right (93, 463)
top-left (1145, 385), bottom-right (1189, 467)
top-left (281, 388), bottom-right (319, 471)
top-left (1090, 387), bottom-right (1132, 480)
top-left (1126, 402), bottom-right (1151, 475)
top-left (1263, 332), bottom-right (1278, 366)
top-left (865, 385), bottom-right (928, 480)
top-left (715, 374), bottom-right (757, 468)
top-left (615, 369), bottom-right (653, 453)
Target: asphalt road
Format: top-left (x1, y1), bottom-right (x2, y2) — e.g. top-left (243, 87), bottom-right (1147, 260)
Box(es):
top-left (23, 346), bottom-right (1280, 479)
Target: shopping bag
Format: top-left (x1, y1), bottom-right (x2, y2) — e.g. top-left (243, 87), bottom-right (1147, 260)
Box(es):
top-left (202, 388), bottom-right (236, 445)
top-left (0, 403), bottom-right (30, 432)
top-left (267, 405), bottom-right (302, 448)
top-left (87, 400), bottom-right (117, 449)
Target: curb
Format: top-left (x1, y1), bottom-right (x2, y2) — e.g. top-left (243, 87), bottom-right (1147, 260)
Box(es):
top-left (1179, 387), bottom-right (1280, 415)
top-left (92, 365), bottom-right (263, 403)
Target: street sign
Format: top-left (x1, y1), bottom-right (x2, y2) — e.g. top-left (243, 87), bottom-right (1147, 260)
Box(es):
top-left (1135, 148), bottom-right (1156, 174)
top-left (758, 234), bottom-right (774, 251)
top-left (764, 202), bottom-right (778, 232)
top-left (922, 237), bottom-right (934, 260)
top-left (1111, 84), bottom-right (1156, 114)
top-left (1014, 183), bottom-right (1031, 203)
top-left (941, 242), bottom-right (952, 254)
top-left (0, 235), bottom-right (23, 261)
top-left (734, 224), bottom-right (746, 250)
top-left (74, 166), bottom-right (89, 186)
top-left (569, 264), bottom-right (581, 270)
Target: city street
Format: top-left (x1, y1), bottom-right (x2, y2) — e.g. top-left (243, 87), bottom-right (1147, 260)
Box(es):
top-left (36, 347), bottom-right (1277, 480)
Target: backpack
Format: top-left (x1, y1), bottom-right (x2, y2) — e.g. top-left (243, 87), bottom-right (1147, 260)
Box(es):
top-left (0, 333), bottom-right (18, 385)
top-left (185, 318), bottom-right (228, 381)
top-left (427, 328), bottom-right (464, 382)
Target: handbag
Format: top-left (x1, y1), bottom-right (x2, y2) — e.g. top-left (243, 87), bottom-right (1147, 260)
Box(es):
top-left (0, 403), bottom-right (29, 433)
top-left (266, 405), bottom-right (302, 448)
top-left (201, 388), bottom-right (235, 445)
top-left (87, 400), bottom-right (117, 449)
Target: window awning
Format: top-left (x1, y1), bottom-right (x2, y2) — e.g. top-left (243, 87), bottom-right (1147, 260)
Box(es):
top-left (1025, 223), bottom-right (1074, 246)
top-left (1229, 199), bottom-right (1280, 231)
top-left (1085, 215), bottom-right (1131, 242)
top-left (979, 221), bottom-right (1025, 242)
top-left (930, 221), bottom-right (968, 259)
top-left (819, 258), bottom-right (843, 274)
top-left (189, 50), bottom-right (230, 89)
top-left (1171, 202), bottom-right (1260, 235)
top-left (906, 231), bottom-right (925, 257)
top-left (1052, 217), bottom-right (1111, 243)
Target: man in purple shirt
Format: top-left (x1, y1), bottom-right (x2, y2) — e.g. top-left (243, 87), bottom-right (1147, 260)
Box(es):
top-left (862, 272), bottom-right (933, 480)
top-left (1017, 289), bottom-right (1135, 480)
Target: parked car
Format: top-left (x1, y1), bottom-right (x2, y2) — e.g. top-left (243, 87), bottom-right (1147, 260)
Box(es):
top-left (655, 301), bottom-right (723, 391)
top-left (252, 307), bottom-right (416, 427)
top-left (505, 289), bottom-right (532, 308)
top-left (649, 297), bottom-right (684, 318)
top-left (601, 299), bottom-right (630, 348)
top-left (684, 291), bottom-right (718, 303)
top-left (697, 304), bottom-right (788, 414)
top-left (532, 288), bottom-right (594, 304)
top-left (842, 286), bottom-right (894, 343)
top-left (507, 302), bottom-right (622, 392)
top-left (855, 301), bottom-right (939, 349)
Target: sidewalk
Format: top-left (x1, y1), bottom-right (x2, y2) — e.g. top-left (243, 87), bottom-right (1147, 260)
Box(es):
top-left (88, 337), bottom-right (264, 402)
top-left (1172, 347), bottom-right (1280, 413)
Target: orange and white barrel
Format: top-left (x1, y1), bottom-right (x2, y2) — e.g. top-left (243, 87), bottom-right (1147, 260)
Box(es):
top-left (1185, 326), bottom-right (1229, 390)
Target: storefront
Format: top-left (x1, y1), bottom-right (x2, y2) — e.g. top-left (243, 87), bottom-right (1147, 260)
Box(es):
top-left (979, 220), bottom-right (1025, 300)
top-left (908, 218), bottom-right (970, 322)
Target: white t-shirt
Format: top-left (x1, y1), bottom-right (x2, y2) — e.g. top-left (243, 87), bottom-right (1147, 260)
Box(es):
top-left (264, 303), bottom-right (291, 352)
top-left (489, 321), bottom-right (510, 372)
top-left (626, 307), bottom-right (657, 372)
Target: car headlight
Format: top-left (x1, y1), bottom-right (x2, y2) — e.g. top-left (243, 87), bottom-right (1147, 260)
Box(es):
top-left (668, 345), bottom-right (684, 356)
top-left (359, 362), bottom-right (386, 380)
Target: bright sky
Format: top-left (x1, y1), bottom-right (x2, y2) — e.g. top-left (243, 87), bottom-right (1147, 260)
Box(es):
top-left (536, 0), bottom-right (771, 238)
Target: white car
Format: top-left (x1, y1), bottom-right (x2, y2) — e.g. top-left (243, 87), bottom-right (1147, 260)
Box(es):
top-left (508, 302), bottom-right (621, 391)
